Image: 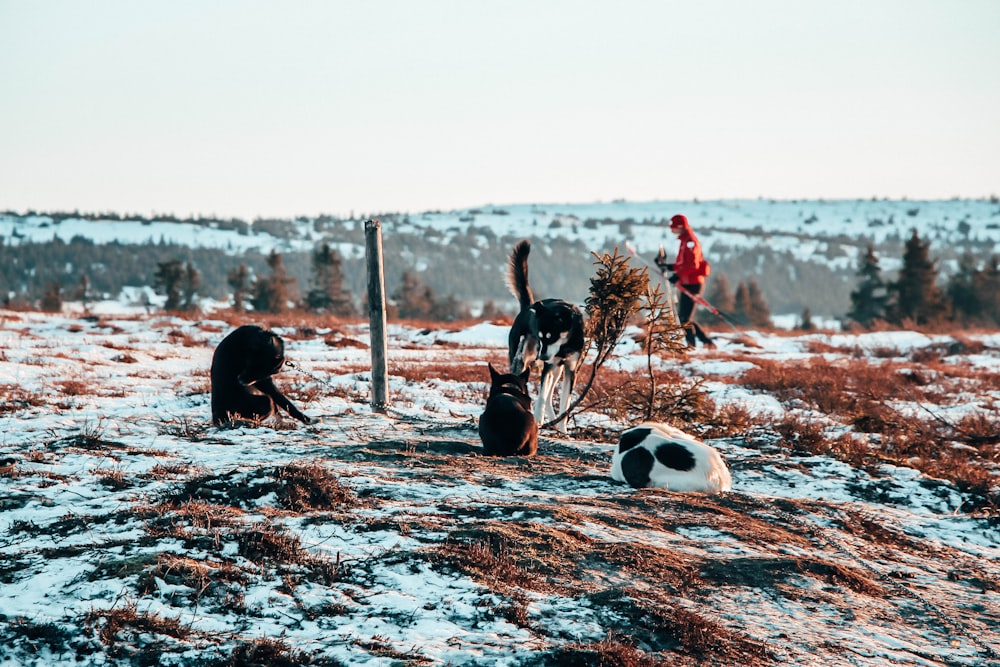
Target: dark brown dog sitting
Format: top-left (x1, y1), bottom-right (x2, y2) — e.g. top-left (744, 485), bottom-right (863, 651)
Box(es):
top-left (210, 325), bottom-right (313, 426)
top-left (478, 363), bottom-right (538, 457)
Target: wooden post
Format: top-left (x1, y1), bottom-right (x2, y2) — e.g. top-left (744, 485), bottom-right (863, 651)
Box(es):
top-left (365, 219), bottom-right (389, 413)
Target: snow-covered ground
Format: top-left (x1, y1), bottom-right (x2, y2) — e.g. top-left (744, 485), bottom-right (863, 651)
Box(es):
top-left (1, 307), bottom-right (998, 666)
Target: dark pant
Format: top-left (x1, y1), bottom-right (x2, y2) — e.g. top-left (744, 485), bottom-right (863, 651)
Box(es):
top-left (678, 284), bottom-right (713, 347)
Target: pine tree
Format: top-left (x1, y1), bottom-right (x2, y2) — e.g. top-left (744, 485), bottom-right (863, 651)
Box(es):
top-left (847, 244), bottom-right (888, 327)
top-left (733, 281), bottom-right (751, 325)
top-left (797, 307), bottom-right (815, 331)
top-left (251, 251), bottom-right (299, 314)
top-left (73, 273), bottom-right (91, 313)
top-left (973, 256), bottom-right (1000, 326)
top-left (951, 255), bottom-right (1000, 326)
top-left (227, 263), bottom-right (250, 312)
top-left (479, 299), bottom-right (506, 320)
top-left (182, 263), bottom-right (200, 311)
top-left (746, 279), bottom-right (773, 328)
top-left (154, 260), bottom-right (184, 310)
top-left (306, 243), bottom-right (355, 316)
top-left (430, 294), bottom-right (472, 322)
top-left (887, 229), bottom-right (946, 326)
top-left (40, 281), bottom-right (62, 312)
top-left (393, 271), bottom-right (435, 319)
top-left (947, 254), bottom-right (980, 324)
top-left (701, 272), bottom-right (735, 325)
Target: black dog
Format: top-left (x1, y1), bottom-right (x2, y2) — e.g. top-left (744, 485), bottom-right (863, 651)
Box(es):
top-left (210, 325), bottom-right (313, 426)
top-left (478, 363), bottom-right (538, 457)
top-left (506, 239), bottom-right (585, 432)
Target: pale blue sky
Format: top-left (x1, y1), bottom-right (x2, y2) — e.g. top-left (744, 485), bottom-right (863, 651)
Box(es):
top-left (2, 0), bottom-right (998, 219)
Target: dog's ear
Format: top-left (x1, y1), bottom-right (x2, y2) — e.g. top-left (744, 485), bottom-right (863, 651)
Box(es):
top-left (488, 362), bottom-right (500, 381)
top-left (519, 368), bottom-right (531, 383)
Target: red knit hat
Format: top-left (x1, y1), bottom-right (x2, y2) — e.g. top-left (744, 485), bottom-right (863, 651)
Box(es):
top-left (669, 214), bottom-right (688, 229)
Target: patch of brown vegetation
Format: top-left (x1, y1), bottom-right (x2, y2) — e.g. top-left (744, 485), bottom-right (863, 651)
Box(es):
top-left (700, 556), bottom-right (882, 597)
top-left (211, 638), bottom-right (345, 667)
top-left (237, 522), bottom-right (343, 584)
top-left (137, 554), bottom-right (247, 602)
top-left (0, 384), bottom-right (48, 413)
top-left (85, 600), bottom-right (190, 647)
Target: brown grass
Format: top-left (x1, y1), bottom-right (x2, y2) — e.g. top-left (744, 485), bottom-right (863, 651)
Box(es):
top-left (0, 384), bottom-right (47, 413)
top-left (214, 638), bottom-right (331, 667)
top-left (85, 600), bottom-right (190, 646)
top-left (272, 461), bottom-right (362, 512)
top-left (137, 554), bottom-right (247, 602)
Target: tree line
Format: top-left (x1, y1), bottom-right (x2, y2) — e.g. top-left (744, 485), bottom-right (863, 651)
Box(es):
top-left (3, 218), bottom-right (998, 328)
top-left (846, 229), bottom-right (1000, 328)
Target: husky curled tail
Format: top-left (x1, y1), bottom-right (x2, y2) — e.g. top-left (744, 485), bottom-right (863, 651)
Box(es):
top-left (506, 239), bottom-right (534, 311)
top-left (504, 239), bottom-right (584, 433)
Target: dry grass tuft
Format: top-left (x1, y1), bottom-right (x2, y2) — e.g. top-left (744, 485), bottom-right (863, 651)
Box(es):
top-left (137, 554), bottom-right (247, 603)
top-left (538, 632), bottom-right (663, 667)
top-left (212, 638), bottom-right (342, 667)
top-left (85, 600), bottom-right (190, 647)
top-left (0, 384), bottom-right (47, 413)
top-left (273, 461), bottom-right (361, 512)
top-left (237, 522), bottom-right (343, 584)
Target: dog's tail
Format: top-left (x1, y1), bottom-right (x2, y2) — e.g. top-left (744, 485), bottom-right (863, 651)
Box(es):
top-left (506, 239), bottom-right (534, 310)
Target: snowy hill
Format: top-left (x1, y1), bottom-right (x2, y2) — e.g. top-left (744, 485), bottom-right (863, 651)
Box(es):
top-left (2, 199), bottom-right (999, 318)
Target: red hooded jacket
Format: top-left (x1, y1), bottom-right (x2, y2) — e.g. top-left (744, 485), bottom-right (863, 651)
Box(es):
top-left (670, 216), bottom-right (710, 285)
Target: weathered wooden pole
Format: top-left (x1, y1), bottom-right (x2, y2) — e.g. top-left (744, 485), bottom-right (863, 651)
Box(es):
top-left (364, 219), bottom-right (389, 413)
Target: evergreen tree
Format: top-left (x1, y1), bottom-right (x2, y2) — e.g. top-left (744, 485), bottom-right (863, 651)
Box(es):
top-left (393, 271), bottom-right (435, 319)
top-left (797, 307), bottom-right (815, 331)
top-left (182, 263), bottom-right (200, 311)
top-left (154, 260), bottom-right (184, 310)
top-left (305, 243), bottom-right (355, 316)
top-left (847, 244), bottom-right (889, 327)
top-left (227, 263), bottom-right (250, 312)
top-left (251, 251), bottom-right (299, 314)
top-left (951, 255), bottom-right (1000, 326)
top-left (430, 294), bottom-right (472, 322)
top-left (479, 299), bottom-right (506, 320)
top-left (887, 229), bottom-right (946, 326)
top-left (733, 281), bottom-right (751, 325)
top-left (701, 272), bottom-right (735, 325)
top-left (746, 279), bottom-right (773, 328)
top-left (40, 281), bottom-right (62, 312)
top-left (73, 273), bottom-right (91, 313)
top-left (974, 256), bottom-right (1000, 326)
top-left (733, 279), bottom-right (772, 328)
top-left (947, 254), bottom-right (980, 324)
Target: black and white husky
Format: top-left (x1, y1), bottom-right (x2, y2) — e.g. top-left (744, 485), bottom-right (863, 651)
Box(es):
top-left (506, 239), bottom-right (585, 432)
top-left (610, 423), bottom-right (731, 493)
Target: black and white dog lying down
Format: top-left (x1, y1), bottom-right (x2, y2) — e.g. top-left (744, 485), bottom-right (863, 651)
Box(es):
top-left (478, 363), bottom-right (538, 457)
top-left (611, 423), bottom-right (731, 493)
top-left (506, 239), bottom-right (585, 432)
top-left (210, 325), bottom-right (314, 426)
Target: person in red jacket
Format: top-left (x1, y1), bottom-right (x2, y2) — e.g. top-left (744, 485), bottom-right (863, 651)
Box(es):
top-left (656, 214), bottom-right (715, 348)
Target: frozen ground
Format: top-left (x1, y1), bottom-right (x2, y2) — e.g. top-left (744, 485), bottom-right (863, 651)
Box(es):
top-left (0, 308), bottom-right (998, 666)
